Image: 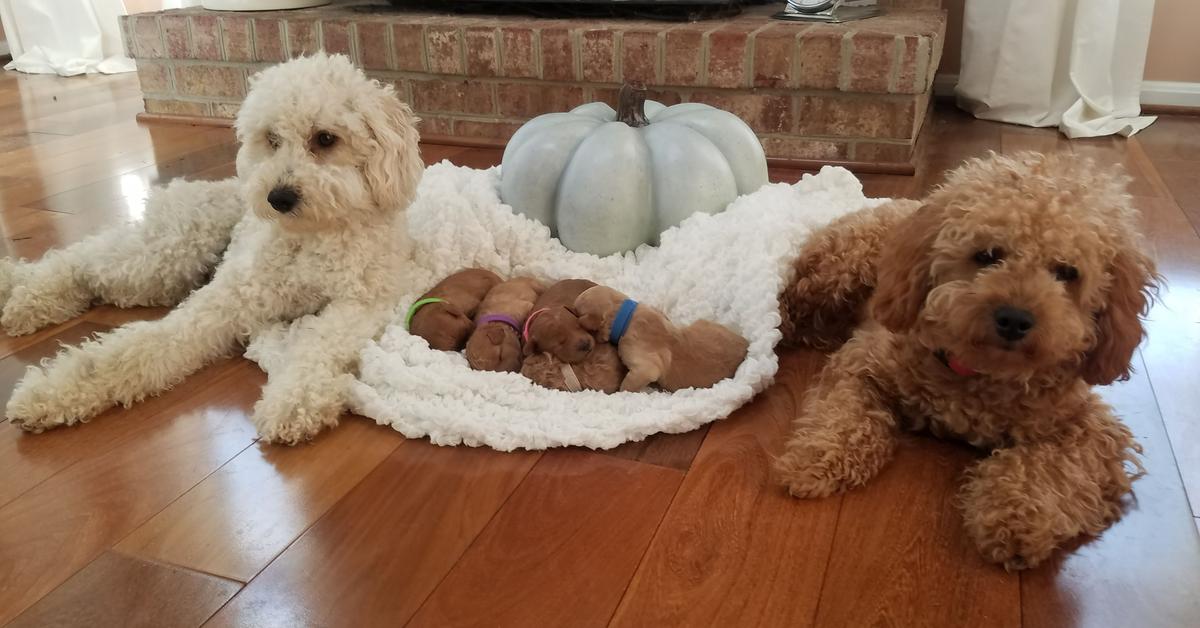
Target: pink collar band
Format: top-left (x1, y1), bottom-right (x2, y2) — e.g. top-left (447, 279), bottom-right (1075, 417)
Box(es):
top-left (523, 308), bottom-right (551, 344)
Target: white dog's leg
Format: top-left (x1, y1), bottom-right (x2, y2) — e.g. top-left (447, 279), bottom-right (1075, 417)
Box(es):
top-left (6, 257), bottom-right (275, 432)
top-left (0, 179), bottom-right (243, 336)
top-left (251, 300), bottom-right (391, 444)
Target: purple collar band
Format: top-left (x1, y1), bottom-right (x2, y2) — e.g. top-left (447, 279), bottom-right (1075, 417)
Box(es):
top-left (478, 314), bottom-right (521, 334)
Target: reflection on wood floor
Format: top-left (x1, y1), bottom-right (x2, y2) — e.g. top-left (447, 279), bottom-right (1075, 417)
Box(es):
top-left (1, 70), bottom-right (1198, 627)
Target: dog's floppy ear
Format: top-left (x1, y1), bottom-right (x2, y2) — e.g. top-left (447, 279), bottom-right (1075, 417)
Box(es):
top-left (362, 83), bottom-right (424, 212)
top-left (1081, 247), bottom-right (1158, 385)
top-left (870, 202), bottom-right (943, 332)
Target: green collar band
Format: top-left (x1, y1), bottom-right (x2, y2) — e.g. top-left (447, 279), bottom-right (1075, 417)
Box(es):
top-left (405, 297), bottom-right (446, 330)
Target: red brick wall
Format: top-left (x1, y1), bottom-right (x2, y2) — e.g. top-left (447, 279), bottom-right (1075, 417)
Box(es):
top-left (123, 4), bottom-right (945, 166)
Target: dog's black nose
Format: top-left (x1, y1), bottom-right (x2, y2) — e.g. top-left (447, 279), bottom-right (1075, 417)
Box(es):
top-left (577, 337), bottom-right (594, 353)
top-left (267, 186), bottom-right (300, 213)
top-left (993, 306), bottom-right (1035, 341)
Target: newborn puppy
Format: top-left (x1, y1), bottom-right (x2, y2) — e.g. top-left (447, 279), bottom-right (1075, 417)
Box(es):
top-left (465, 276), bottom-right (544, 372)
top-left (574, 285), bottom-right (748, 392)
top-left (523, 278), bottom-right (597, 363)
top-left (407, 268), bottom-right (503, 350)
top-left (520, 343), bottom-right (625, 394)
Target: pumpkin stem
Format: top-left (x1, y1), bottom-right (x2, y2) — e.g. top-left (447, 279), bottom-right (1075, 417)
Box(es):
top-left (616, 83), bottom-right (649, 128)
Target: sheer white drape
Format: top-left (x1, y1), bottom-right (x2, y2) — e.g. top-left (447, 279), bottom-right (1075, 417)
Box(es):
top-left (956, 0), bottom-right (1157, 138)
top-left (0, 0), bottom-right (140, 76)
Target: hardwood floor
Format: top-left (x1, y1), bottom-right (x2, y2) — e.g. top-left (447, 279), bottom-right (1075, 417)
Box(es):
top-left (0, 70), bottom-right (1198, 627)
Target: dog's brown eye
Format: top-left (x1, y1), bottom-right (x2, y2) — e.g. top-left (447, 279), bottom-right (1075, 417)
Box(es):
top-left (1054, 264), bottom-right (1079, 282)
top-left (265, 132), bottom-right (280, 150)
top-left (973, 248), bottom-right (1004, 266)
top-left (314, 131), bottom-right (338, 148)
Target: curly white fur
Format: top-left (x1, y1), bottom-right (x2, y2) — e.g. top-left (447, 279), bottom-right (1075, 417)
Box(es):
top-left (1, 53), bottom-right (423, 444)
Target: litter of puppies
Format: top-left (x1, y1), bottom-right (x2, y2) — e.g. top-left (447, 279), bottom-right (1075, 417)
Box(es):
top-left (407, 269), bottom-right (748, 393)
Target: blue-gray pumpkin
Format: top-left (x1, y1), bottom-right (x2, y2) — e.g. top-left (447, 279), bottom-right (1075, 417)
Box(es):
top-left (499, 85), bottom-right (768, 256)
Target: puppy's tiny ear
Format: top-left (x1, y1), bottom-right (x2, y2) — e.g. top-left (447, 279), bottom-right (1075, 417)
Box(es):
top-left (1081, 248), bottom-right (1159, 385)
top-left (362, 84), bottom-right (424, 212)
top-left (577, 313), bottom-right (602, 332)
top-left (870, 202), bottom-right (942, 332)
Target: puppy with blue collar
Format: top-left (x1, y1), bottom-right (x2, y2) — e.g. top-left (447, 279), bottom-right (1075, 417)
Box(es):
top-left (574, 285), bottom-right (748, 392)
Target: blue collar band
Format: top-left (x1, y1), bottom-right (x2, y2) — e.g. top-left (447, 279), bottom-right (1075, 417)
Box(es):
top-left (609, 299), bottom-right (638, 345)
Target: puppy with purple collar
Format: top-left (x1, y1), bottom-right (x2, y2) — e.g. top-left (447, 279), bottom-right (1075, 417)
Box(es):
top-left (465, 276), bottom-right (544, 372)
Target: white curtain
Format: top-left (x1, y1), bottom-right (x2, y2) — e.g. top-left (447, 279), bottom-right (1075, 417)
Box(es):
top-left (956, 0), bottom-right (1157, 139)
top-left (0, 0), bottom-right (163, 76)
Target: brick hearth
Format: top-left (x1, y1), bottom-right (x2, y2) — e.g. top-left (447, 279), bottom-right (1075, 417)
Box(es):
top-left (121, 0), bottom-right (946, 170)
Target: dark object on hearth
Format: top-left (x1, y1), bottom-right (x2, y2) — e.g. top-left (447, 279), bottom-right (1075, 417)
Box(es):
top-left (379, 0), bottom-right (764, 22)
top-left (774, 0), bottom-right (882, 22)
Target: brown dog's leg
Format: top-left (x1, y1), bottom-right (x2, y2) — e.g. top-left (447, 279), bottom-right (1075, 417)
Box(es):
top-left (959, 404), bottom-right (1142, 570)
top-left (779, 199), bottom-right (919, 350)
top-left (774, 367), bottom-right (899, 498)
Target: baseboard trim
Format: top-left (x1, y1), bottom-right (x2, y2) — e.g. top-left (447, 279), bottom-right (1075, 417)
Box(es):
top-left (1141, 80), bottom-right (1200, 112)
top-left (136, 112), bottom-right (234, 127)
top-left (136, 115), bottom-right (914, 175)
top-left (932, 74), bottom-right (1200, 113)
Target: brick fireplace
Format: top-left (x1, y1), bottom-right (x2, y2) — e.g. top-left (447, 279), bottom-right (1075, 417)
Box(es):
top-left (121, 1), bottom-right (946, 172)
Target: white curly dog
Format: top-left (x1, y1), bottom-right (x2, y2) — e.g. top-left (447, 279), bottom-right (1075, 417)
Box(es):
top-left (0, 53), bottom-right (422, 443)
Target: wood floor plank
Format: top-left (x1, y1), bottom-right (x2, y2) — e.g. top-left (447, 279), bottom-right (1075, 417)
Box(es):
top-left (0, 118), bottom-right (166, 174)
top-left (1020, 354), bottom-right (1200, 627)
top-left (3, 208), bottom-right (136, 259)
top-left (911, 107), bottom-right (1003, 193)
top-left (602, 425), bottom-right (709, 471)
top-left (7, 551), bottom-right (240, 628)
top-left (1151, 158), bottom-right (1200, 235)
top-left (0, 314), bottom-right (92, 360)
top-left (117, 418), bottom-right (404, 582)
top-left (408, 450), bottom-right (683, 628)
top-left (204, 441), bottom-right (541, 628)
top-left (26, 140), bottom-right (238, 215)
top-left (0, 363), bottom-right (262, 624)
top-left (1135, 114), bottom-right (1200, 162)
top-left (1069, 135), bottom-right (1168, 199)
top-left (0, 126), bottom-right (234, 213)
top-left (611, 350), bottom-right (841, 627)
top-left (810, 439), bottom-right (1020, 628)
top-left (1128, 196), bottom-right (1200, 517)
top-left (82, 305), bottom-right (170, 328)
top-left (0, 357), bottom-right (244, 510)
top-left (0, 322), bottom-right (107, 398)
top-left (858, 172), bottom-right (919, 199)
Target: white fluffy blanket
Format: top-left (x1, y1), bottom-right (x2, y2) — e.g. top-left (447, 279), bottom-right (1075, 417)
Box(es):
top-left (332, 163), bottom-right (879, 451)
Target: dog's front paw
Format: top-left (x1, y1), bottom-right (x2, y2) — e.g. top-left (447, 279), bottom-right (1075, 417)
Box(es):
top-left (251, 394), bottom-right (341, 446)
top-left (960, 471), bottom-right (1059, 570)
top-left (6, 368), bottom-right (84, 432)
top-left (963, 507), bottom-right (1054, 571)
top-left (773, 442), bottom-right (854, 499)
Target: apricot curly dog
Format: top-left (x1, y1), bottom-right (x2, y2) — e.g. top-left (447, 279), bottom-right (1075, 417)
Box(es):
top-left (775, 152), bottom-right (1158, 569)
